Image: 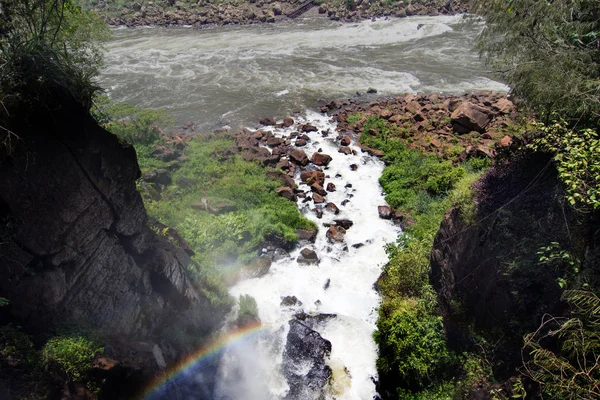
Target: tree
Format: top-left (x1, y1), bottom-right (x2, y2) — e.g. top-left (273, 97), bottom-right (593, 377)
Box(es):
top-left (472, 0), bottom-right (600, 121)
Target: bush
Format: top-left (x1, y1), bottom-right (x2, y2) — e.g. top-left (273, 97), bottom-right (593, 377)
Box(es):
top-left (375, 296), bottom-right (455, 392)
top-left (42, 335), bottom-right (103, 383)
top-left (238, 294), bottom-right (259, 320)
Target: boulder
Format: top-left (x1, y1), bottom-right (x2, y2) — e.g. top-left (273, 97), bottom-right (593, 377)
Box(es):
top-left (266, 137), bottom-right (283, 147)
top-left (340, 136), bottom-right (352, 146)
top-left (313, 193), bottom-right (325, 204)
top-left (296, 229), bottom-right (317, 243)
top-left (282, 320), bottom-right (332, 400)
top-left (267, 170), bottom-right (296, 188)
top-left (326, 225), bottom-right (346, 242)
top-left (311, 183), bottom-right (328, 196)
top-left (338, 146), bottom-right (352, 155)
top-left (281, 296), bottom-right (302, 307)
top-left (295, 138), bottom-right (307, 147)
top-left (311, 152), bottom-right (332, 167)
top-left (259, 117), bottom-right (276, 126)
top-left (289, 149), bottom-right (309, 166)
top-left (297, 248), bottom-right (319, 265)
top-left (494, 98), bottom-right (515, 115)
top-left (301, 170), bottom-right (325, 186)
top-left (451, 102), bottom-right (492, 133)
top-left (300, 123), bottom-right (318, 133)
top-left (378, 205), bottom-right (393, 219)
top-left (334, 219), bottom-right (353, 230)
top-left (151, 145), bottom-right (180, 162)
top-left (350, 164), bottom-right (358, 171)
top-left (326, 182), bottom-right (336, 192)
top-left (238, 256), bottom-right (272, 280)
top-left (143, 169), bottom-right (172, 186)
top-left (283, 117), bottom-right (294, 127)
top-left (499, 135), bottom-right (513, 148)
top-left (276, 186), bottom-right (296, 201)
top-left (325, 202), bottom-right (340, 215)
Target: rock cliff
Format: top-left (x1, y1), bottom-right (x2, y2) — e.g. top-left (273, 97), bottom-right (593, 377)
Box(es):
top-left (0, 98), bottom-right (224, 379)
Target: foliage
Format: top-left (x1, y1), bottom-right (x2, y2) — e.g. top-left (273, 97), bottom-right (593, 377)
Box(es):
top-left (0, 325), bottom-right (38, 368)
top-left (528, 121), bottom-right (600, 212)
top-left (472, 0), bottom-right (600, 120)
top-left (238, 294), bottom-right (259, 320)
top-left (448, 170), bottom-right (482, 224)
top-left (0, 297), bottom-right (8, 306)
top-left (0, 0), bottom-right (109, 115)
top-left (93, 96), bottom-right (173, 146)
top-left (522, 290), bottom-right (600, 399)
top-left (42, 335), bottom-right (103, 383)
top-left (346, 113), bottom-right (362, 124)
top-left (375, 295), bottom-right (455, 392)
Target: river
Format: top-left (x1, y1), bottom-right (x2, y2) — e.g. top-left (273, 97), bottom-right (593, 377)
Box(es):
top-left (100, 14), bottom-right (506, 131)
top-left (101, 15), bottom-right (506, 400)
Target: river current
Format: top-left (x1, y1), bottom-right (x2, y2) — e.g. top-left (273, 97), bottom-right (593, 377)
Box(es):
top-left (101, 15), bottom-right (506, 400)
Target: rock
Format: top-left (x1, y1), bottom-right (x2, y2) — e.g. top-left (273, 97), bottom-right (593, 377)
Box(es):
top-left (313, 193), bottom-right (325, 204)
top-left (367, 87), bottom-right (378, 93)
top-left (334, 219), bottom-right (353, 229)
top-left (338, 146), bottom-right (352, 155)
top-left (268, 170), bottom-right (296, 188)
top-left (499, 135), bottom-right (513, 148)
top-left (326, 182), bottom-right (336, 192)
top-left (325, 202), bottom-right (340, 215)
top-left (295, 138), bottom-right (307, 147)
top-left (494, 98), bottom-right (515, 114)
top-left (259, 117), bottom-right (276, 126)
top-left (283, 320), bottom-right (332, 400)
top-left (296, 229), bottom-right (317, 243)
top-left (281, 296), bottom-right (302, 307)
top-left (297, 248), bottom-right (319, 265)
top-left (340, 136), bottom-right (352, 146)
top-left (300, 123), bottom-right (318, 133)
top-left (380, 109), bottom-right (393, 119)
top-left (266, 137), bottom-right (283, 147)
top-left (289, 149), bottom-right (309, 166)
top-left (326, 225), bottom-right (346, 242)
top-left (351, 243), bottom-right (364, 249)
top-left (143, 169), bottom-right (172, 186)
top-left (311, 183), bottom-right (328, 196)
top-left (378, 205), bottom-right (393, 219)
top-left (451, 102), bottom-right (492, 133)
top-left (283, 117), bottom-right (294, 127)
top-left (277, 186), bottom-right (296, 201)
top-left (323, 279), bottom-right (331, 290)
top-left (238, 256), bottom-right (272, 280)
top-left (300, 170), bottom-right (325, 186)
top-left (350, 164), bottom-right (358, 171)
top-left (151, 145), bottom-right (180, 161)
top-left (311, 152), bottom-right (332, 166)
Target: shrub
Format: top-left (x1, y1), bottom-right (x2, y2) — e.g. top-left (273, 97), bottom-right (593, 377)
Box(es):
top-left (238, 294), bottom-right (259, 320)
top-left (42, 335), bottom-right (103, 383)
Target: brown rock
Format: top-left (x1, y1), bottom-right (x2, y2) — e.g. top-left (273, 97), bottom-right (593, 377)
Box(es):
top-left (451, 102), bottom-right (492, 133)
top-left (289, 149), bottom-right (309, 166)
top-left (297, 248), bottom-right (319, 264)
top-left (300, 170), bottom-right (325, 186)
top-left (283, 117), bottom-right (294, 127)
top-left (494, 98), bottom-right (515, 114)
top-left (334, 219), bottom-right (354, 229)
top-left (259, 117), bottom-right (276, 126)
top-left (266, 137), bottom-right (283, 147)
top-left (313, 193), bottom-right (325, 204)
top-left (268, 171), bottom-right (296, 188)
top-left (277, 186), bottom-right (296, 201)
top-left (378, 205), bottom-right (393, 219)
top-left (300, 123), bottom-right (318, 132)
top-left (325, 202), bottom-right (340, 214)
top-left (311, 183), bottom-right (328, 196)
top-left (499, 135), bottom-right (513, 148)
top-left (340, 136), bottom-right (352, 146)
top-left (350, 164), bottom-right (358, 171)
top-left (296, 229), bottom-right (317, 243)
top-left (380, 109), bottom-right (393, 119)
top-left (326, 182), bottom-right (336, 192)
top-left (326, 225), bottom-right (346, 242)
top-left (312, 152), bottom-right (332, 166)
top-left (338, 146), bottom-right (352, 155)
top-left (295, 139), bottom-right (307, 147)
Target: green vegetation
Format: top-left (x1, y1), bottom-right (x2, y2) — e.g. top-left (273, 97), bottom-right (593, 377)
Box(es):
top-left (365, 116), bottom-right (487, 397)
top-left (238, 294), bottom-right (259, 321)
top-left (42, 335), bottom-right (103, 386)
top-left (473, 0), bottom-right (600, 120)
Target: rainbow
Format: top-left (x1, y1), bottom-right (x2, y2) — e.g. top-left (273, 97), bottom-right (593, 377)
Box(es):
top-left (140, 321), bottom-right (263, 399)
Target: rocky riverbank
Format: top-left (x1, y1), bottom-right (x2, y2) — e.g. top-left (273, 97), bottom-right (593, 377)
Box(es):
top-left (95, 0), bottom-right (470, 28)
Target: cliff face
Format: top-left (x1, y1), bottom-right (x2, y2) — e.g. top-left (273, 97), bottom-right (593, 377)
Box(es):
top-left (429, 152), bottom-right (598, 374)
top-left (0, 99), bottom-right (222, 363)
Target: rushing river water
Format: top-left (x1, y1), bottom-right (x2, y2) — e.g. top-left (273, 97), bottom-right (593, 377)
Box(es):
top-left (100, 14), bottom-right (506, 131)
top-left (105, 15), bottom-right (507, 400)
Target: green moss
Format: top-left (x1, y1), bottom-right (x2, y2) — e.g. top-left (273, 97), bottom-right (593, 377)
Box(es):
top-left (346, 112), bottom-right (362, 124)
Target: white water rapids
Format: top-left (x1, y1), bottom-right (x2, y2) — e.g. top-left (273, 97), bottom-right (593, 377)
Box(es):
top-left (214, 111), bottom-right (399, 400)
top-left (100, 15), bottom-right (508, 400)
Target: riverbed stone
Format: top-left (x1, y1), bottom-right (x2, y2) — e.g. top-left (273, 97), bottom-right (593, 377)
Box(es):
top-left (289, 149), bottom-right (309, 166)
top-left (311, 152), bottom-right (332, 166)
top-left (297, 248), bottom-right (319, 264)
top-left (326, 225), bottom-right (346, 242)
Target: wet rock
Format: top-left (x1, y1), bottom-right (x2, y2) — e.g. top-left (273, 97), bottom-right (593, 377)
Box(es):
top-left (494, 98), bottom-right (515, 114)
top-left (268, 170), bottom-right (296, 189)
top-left (378, 205), bottom-right (393, 219)
top-left (283, 117), bottom-right (294, 127)
top-left (281, 296), bottom-right (302, 307)
top-left (293, 312), bottom-right (337, 328)
top-left (380, 109), bottom-right (393, 119)
top-left (326, 182), bottom-right (336, 192)
top-left (143, 169), bottom-right (172, 186)
top-left (297, 248), bottom-right (319, 265)
top-left (259, 117), bottom-right (276, 126)
top-left (350, 164), bottom-right (358, 171)
top-left (295, 138), bottom-right (307, 147)
top-left (341, 199), bottom-right (351, 206)
top-left (326, 225), bottom-right (346, 242)
top-left (451, 102), bottom-right (492, 133)
top-left (345, 183), bottom-right (353, 188)
top-left (296, 229), bottom-right (317, 243)
top-left (314, 208), bottom-right (324, 219)
top-left (313, 193), bottom-right (325, 204)
top-left (334, 219), bottom-right (353, 229)
top-left (323, 279), bottom-right (331, 290)
top-left (340, 136), bottom-right (352, 146)
top-left (338, 146), bottom-right (352, 155)
top-left (300, 123), bottom-right (318, 133)
top-left (325, 202), bottom-right (340, 215)
top-left (311, 183), bottom-right (328, 196)
top-left (351, 243), bottom-right (364, 249)
top-left (283, 320), bottom-right (332, 400)
top-left (367, 87), bottom-right (378, 94)
top-left (301, 170), bottom-right (325, 186)
top-left (311, 152), bottom-right (332, 166)
top-left (266, 137), bottom-right (283, 147)
top-left (239, 256), bottom-right (272, 280)
top-left (276, 186), bottom-right (296, 201)
top-left (289, 149), bottom-right (309, 166)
